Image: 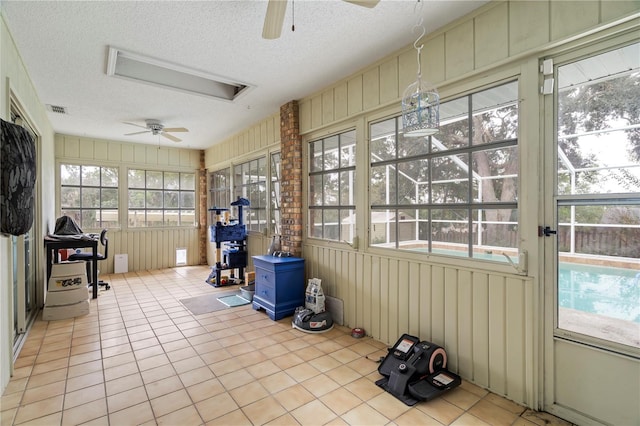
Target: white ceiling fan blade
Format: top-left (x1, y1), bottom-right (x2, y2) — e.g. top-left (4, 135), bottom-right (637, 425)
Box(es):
top-left (123, 121), bottom-right (149, 130)
top-left (162, 132), bottom-right (182, 142)
top-left (262, 0), bottom-right (287, 39)
top-left (343, 0), bottom-right (379, 8)
top-left (162, 127), bottom-right (189, 133)
top-left (125, 130), bottom-right (151, 136)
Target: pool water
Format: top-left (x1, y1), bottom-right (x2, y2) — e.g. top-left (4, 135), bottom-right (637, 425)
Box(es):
top-left (559, 262), bottom-right (640, 323)
top-left (412, 247), bottom-right (639, 323)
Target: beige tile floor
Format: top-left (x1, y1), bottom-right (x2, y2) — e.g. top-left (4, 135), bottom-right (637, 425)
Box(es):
top-left (1, 266), bottom-right (573, 426)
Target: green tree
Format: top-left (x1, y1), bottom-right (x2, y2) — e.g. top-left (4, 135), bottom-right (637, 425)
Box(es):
top-left (558, 73), bottom-right (640, 192)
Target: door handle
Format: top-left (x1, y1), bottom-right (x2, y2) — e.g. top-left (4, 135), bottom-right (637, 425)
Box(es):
top-left (538, 226), bottom-right (557, 237)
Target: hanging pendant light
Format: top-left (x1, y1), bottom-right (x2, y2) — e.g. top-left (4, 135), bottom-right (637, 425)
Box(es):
top-left (402, 1), bottom-right (439, 137)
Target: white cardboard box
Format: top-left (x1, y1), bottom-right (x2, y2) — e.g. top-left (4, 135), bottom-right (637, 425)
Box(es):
top-left (42, 299), bottom-right (90, 321)
top-left (45, 286), bottom-right (90, 306)
top-left (114, 254), bottom-right (128, 273)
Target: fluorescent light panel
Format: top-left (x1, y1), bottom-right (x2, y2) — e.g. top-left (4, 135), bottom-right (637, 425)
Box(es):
top-left (107, 47), bottom-right (250, 101)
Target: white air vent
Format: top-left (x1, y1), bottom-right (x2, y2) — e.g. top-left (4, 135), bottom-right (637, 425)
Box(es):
top-left (106, 47), bottom-right (251, 101)
top-left (47, 105), bottom-right (67, 114)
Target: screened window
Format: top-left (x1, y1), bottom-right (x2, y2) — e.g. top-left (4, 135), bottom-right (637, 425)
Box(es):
top-left (270, 152), bottom-right (281, 234)
top-left (308, 130), bottom-right (356, 242)
top-left (370, 81), bottom-right (519, 261)
top-left (128, 169), bottom-right (195, 227)
top-left (60, 164), bottom-right (119, 229)
top-left (233, 157), bottom-right (267, 232)
top-left (209, 168), bottom-right (230, 209)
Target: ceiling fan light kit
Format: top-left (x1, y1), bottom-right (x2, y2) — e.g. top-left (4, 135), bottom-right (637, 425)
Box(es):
top-left (401, 0), bottom-right (440, 138)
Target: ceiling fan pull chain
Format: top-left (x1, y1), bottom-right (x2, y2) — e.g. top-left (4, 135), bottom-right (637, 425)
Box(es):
top-left (291, 0), bottom-right (295, 32)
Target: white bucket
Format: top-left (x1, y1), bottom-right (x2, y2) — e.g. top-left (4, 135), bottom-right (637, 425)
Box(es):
top-left (239, 284), bottom-right (255, 302)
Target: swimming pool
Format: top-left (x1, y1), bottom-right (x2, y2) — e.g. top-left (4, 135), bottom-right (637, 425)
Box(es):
top-left (559, 262), bottom-right (640, 323)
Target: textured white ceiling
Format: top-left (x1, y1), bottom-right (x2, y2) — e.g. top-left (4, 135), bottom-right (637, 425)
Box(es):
top-left (1, 0), bottom-right (487, 149)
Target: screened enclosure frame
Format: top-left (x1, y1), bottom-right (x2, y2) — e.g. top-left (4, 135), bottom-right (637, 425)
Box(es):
top-left (369, 80), bottom-right (521, 263)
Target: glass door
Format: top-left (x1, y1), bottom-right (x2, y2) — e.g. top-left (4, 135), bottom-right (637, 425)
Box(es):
top-left (554, 42), bottom-right (640, 352)
top-left (10, 109), bottom-right (39, 353)
top-left (12, 236), bottom-right (18, 339)
top-left (12, 231), bottom-right (35, 341)
top-left (23, 229), bottom-right (36, 329)
top-left (543, 39), bottom-right (640, 425)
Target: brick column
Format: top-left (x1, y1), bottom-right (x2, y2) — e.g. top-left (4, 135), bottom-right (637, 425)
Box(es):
top-left (198, 150), bottom-right (208, 265)
top-left (280, 101), bottom-right (303, 258)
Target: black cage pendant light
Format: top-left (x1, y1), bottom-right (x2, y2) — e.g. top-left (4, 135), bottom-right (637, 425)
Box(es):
top-left (402, 0), bottom-right (440, 137)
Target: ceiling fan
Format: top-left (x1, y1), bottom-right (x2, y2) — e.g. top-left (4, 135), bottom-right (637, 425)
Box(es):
top-left (262, 0), bottom-right (380, 39)
top-left (124, 119), bottom-right (188, 142)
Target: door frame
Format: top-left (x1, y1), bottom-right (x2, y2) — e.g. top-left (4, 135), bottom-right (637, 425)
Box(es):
top-left (9, 91), bottom-right (42, 362)
top-left (541, 28), bottom-right (640, 425)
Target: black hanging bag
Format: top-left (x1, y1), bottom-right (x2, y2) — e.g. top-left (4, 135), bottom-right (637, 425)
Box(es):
top-left (1, 118), bottom-right (36, 236)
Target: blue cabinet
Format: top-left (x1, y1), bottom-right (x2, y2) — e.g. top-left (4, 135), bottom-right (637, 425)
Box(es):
top-left (252, 255), bottom-right (305, 320)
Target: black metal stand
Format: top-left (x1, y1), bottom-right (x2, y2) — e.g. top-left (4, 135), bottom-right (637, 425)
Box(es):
top-left (206, 198), bottom-right (249, 287)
